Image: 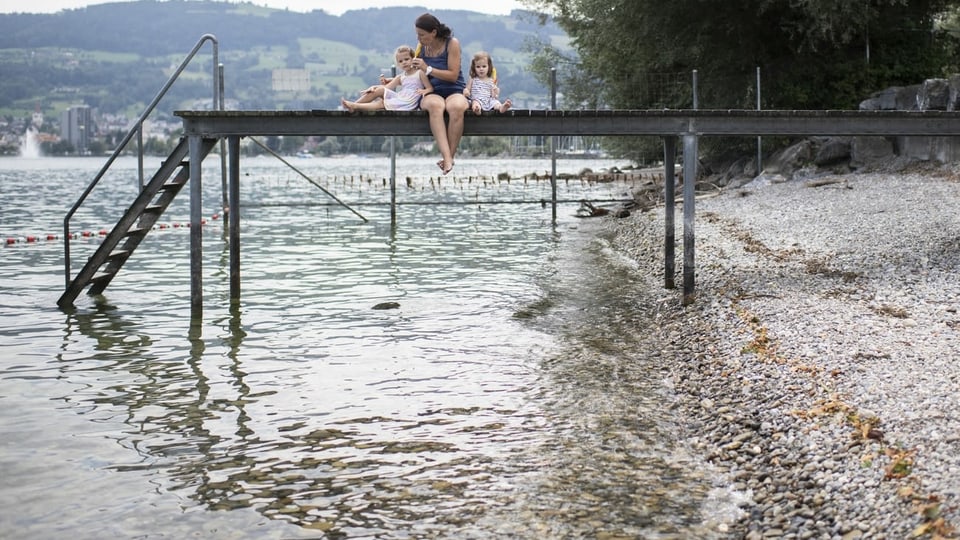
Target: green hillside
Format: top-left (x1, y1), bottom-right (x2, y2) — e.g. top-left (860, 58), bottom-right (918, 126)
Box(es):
top-left (0, 1), bottom-right (567, 119)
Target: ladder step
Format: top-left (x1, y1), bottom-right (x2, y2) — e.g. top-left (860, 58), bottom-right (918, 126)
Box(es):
top-left (90, 271), bottom-right (117, 286)
top-left (107, 249), bottom-right (131, 261)
top-left (161, 176), bottom-right (188, 190)
top-left (126, 226), bottom-right (148, 237)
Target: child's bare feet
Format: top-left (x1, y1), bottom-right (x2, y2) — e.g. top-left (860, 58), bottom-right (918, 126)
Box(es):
top-left (340, 98), bottom-right (356, 112)
top-left (499, 99), bottom-right (512, 113)
top-left (472, 101), bottom-right (482, 115)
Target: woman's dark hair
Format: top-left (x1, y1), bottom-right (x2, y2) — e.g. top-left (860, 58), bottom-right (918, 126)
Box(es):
top-left (415, 13), bottom-right (452, 39)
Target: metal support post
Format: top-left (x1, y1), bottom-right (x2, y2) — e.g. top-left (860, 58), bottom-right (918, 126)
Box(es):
top-left (550, 67), bottom-right (558, 223)
top-left (189, 134), bottom-right (204, 314)
top-left (228, 135), bottom-right (241, 302)
top-left (389, 64), bottom-right (398, 227)
top-left (682, 133), bottom-right (698, 305)
top-left (663, 137), bottom-right (676, 289)
top-left (756, 66), bottom-right (762, 174)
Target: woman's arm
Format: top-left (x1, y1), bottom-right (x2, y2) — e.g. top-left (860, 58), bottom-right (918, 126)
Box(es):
top-left (419, 71), bottom-right (434, 94)
top-left (429, 37), bottom-right (462, 83)
top-left (463, 76), bottom-right (473, 98)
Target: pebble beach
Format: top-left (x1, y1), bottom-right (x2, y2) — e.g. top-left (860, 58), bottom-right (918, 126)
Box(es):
top-left (608, 165), bottom-right (960, 539)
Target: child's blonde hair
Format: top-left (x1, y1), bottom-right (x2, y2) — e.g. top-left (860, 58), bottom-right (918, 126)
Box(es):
top-left (469, 51), bottom-right (496, 78)
top-left (395, 45), bottom-right (415, 61)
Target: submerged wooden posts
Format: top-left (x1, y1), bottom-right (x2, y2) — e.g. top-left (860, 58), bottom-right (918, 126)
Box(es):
top-left (177, 108), bottom-right (960, 312)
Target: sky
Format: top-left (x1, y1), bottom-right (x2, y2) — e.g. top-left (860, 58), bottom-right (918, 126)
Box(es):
top-left (0, 0), bottom-right (529, 16)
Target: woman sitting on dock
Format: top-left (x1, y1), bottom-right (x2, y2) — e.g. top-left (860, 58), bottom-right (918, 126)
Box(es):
top-left (412, 13), bottom-right (468, 175)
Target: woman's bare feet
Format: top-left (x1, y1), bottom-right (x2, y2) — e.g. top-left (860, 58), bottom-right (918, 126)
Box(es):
top-left (437, 159), bottom-right (454, 175)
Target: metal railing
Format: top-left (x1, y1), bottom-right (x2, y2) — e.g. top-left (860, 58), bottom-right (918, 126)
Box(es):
top-left (62, 34), bottom-right (221, 287)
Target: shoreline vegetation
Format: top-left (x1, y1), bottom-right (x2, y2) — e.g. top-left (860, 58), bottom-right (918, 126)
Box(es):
top-left (607, 161), bottom-right (960, 538)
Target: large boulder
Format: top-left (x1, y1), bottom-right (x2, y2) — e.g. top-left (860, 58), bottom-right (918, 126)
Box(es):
top-left (850, 136), bottom-right (895, 168)
top-left (918, 78), bottom-right (952, 110)
top-left (813, 136), bottom-right (851, 166)
top-left (859, 85), bottom-right (922, 110)
top-left (766, 139), bottom-right (814, 176)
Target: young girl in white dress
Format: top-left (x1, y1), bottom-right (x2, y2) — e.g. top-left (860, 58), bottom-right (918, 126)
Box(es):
top-left (464, 51), bottom-right (512, 114)
top-left (341, 45), bottom-right (433, 112)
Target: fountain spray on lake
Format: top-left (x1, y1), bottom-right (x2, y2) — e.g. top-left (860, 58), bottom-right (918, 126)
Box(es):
top-left (20, 127), bottom-right (41, 158)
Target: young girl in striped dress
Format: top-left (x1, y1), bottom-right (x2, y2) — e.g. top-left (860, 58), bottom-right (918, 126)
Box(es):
top-left (464, 51), bottom-right (512, 114)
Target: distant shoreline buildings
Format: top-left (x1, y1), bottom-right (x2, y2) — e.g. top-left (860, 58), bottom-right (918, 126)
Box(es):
top-left (61, 105), bottom-right (92, 155)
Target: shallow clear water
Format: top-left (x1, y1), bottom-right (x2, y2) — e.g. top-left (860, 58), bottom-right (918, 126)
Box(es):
top-left (0, 155), bottom-right (739, 539)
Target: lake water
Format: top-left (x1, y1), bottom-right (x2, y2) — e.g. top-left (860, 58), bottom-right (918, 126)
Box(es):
top-left (0, 154), bottom-right (742, 539)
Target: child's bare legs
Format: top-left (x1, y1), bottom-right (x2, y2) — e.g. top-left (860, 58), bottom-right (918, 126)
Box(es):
top-left (340, 97), bottom-right (385, 112)
top-left (498, 98), bottom-right (512, 113)
top-left (341, 85), bottom-right (389, 112)
top-left (361, 85), bottom-right (386, 102)
top-left (471, 99), bottom-right (482, 115)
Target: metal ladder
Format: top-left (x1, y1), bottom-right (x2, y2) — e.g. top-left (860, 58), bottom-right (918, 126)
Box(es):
top-left (58, 34), bottom-right (222, 309)
top-left (57, 138), bottom-right (218, 308)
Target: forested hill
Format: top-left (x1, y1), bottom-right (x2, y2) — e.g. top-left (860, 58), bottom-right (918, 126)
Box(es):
top-left (0, 1), bottom-right (552, 56)
top-left (0, 1), bottom-right (566, 115)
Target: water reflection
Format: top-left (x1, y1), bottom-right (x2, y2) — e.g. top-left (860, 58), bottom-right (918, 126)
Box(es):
top-left (48, 223), bottom-right (733, 539)
top-left (3, 157), bottom-right (739, 538)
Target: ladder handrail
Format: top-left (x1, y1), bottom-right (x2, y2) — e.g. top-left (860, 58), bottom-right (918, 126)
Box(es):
top-left (62, 34), bottom-right (221, 288)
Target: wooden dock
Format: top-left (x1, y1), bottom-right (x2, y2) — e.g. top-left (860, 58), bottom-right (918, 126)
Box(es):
top-left (174, 108), bottom-right (960, 309)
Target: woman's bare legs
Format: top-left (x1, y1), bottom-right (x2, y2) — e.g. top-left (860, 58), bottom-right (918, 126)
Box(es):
top-left (444, 94), bottom-right (469, 171)
top-left (421, 93), bottom-right (454, 173)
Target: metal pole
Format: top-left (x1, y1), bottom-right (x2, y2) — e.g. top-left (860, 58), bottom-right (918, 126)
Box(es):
top-left (550, 67), bottom-right (557, 223)
top-left (692, 69), bottom-right (699, 109)
top-left (389, 63), bottom-right (397, 226)
top-left (137, 122), bottom-right (144, 190)
top-left (228, 135), bottom-right (241, 302)
top-left (663, 137), bottom-right (676, 289)
top-left (219, 64), bottom-right (228, 215)
top-left (682, 133), bottom-right (698, 305)
top-left (189, 135), bottom-right (204, 314)
top-left (756, 66), bottom-right (762, 174)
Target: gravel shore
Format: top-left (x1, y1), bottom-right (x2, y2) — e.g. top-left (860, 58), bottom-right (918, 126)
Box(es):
top-left (608, 165), bottom-right (960, 539)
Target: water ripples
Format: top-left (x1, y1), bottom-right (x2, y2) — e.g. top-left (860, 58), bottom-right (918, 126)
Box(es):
top-left (1, 156), bottom-right (738, 539)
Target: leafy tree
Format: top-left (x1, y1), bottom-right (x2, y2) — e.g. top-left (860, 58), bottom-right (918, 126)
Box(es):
top-left (523, 0), bottom-right (960, 162)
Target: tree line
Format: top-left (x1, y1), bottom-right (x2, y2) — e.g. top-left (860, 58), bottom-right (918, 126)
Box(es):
top-left (523, 0), bottom-right (960, 162)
